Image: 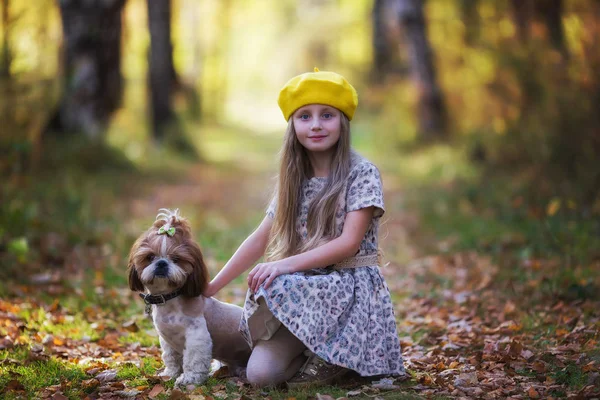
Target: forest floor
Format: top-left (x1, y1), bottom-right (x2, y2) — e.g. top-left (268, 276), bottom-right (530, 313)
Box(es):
top-left (1, 128), bottom-right (599, 400)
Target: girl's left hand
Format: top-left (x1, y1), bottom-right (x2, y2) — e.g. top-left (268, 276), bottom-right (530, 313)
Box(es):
top-left (247, 260), bottom-right (293, 292)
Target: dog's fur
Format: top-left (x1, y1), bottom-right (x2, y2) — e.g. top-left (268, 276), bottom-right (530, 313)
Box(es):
top-left (127, 209), bottom-right (251, 387)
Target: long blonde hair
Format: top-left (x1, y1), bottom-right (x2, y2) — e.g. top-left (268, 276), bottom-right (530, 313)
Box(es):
top-left (266, 113), bottom-right (352, 261)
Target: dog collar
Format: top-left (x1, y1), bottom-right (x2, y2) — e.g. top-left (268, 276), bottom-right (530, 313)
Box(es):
top-left (139, 289), bottom-right (182, 313)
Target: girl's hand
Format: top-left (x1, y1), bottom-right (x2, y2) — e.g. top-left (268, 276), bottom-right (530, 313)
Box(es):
top-left (247, 260), bottom-right (293, 292)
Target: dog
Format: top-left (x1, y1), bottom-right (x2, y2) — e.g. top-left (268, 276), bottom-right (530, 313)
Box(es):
top-left (127, 208), bottom-right (251, 387)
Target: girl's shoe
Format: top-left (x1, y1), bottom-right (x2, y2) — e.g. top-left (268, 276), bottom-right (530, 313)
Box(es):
top-left (286, 351), bottom-right (348, 389)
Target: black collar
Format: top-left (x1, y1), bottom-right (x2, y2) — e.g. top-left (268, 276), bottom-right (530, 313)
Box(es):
top-left (139, 289), bottom-right (182, 305)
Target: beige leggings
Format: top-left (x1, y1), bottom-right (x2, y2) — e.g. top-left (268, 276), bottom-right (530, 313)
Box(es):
top-left (245, 325), bottom-right (307, 387)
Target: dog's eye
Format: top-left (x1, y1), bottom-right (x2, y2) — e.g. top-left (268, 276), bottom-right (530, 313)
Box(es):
top-left (146, 254), bottom-right (155, 262)
top-left (171, 257), bottom-right (179, 263)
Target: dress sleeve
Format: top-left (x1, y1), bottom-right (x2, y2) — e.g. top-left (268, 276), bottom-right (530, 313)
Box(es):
top-left (346, 161), bottom-right (385, 218)
top-left (266, 195), bottom-right (277, 219)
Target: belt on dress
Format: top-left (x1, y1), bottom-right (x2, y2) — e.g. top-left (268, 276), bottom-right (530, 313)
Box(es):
top-left (333, 254), bottom-right (379, 269)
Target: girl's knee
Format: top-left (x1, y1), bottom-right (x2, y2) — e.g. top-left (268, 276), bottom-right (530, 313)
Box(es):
top-left (246, 366), bottom-right (283, 388)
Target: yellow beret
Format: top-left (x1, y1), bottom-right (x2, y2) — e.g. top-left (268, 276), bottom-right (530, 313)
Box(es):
top-left (277, 68), bottom-right (358, 121)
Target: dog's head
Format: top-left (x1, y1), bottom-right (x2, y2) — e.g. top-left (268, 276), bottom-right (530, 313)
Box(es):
top-left (127, 208), bottom-right (208, 297)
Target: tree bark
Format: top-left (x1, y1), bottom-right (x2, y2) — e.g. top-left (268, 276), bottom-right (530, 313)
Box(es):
top-left (50, 0), bottom-right (125, 138)
top-left (372, 0), bottom-right (391, 80)
top-left (460, 0), bottom-right (480, 46)
top-left (1, 0), bottom-right (11, 78)
top-left (147, 0), bottom-right (175, 141)
top-left (510, 0), bottom-right (533, 45)
top-left (396, 0), bottom-right (447, 139)
top-left (537, 0), bottom-right (568, 58)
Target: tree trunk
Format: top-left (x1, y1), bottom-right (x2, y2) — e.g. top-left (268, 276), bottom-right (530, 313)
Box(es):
top-left (460, 0), bottom-right (480, 46)
top-left (147, 0), bottom-right (175, 141)
top-left (0, 0), bottom-right (11, 78)
top-left (537, 0), bottom-right (568, 58)
top-left (396, 0), bottom-right (447, 139)
top-left (49, 0), bottom-right (125, 138)
top-left (510, 0), bottom-right (533, 45)
top-left (372, 0), bottom-right (392, 80)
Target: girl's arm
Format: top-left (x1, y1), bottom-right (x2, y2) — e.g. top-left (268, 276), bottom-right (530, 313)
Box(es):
top-left (248, 206), bottom-right (374, 292)
top-left (204, 215), bottom-right (273, 297)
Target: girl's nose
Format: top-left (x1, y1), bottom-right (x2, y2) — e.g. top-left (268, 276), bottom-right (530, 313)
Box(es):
top-left (311, 119), bottom-right (322, 130)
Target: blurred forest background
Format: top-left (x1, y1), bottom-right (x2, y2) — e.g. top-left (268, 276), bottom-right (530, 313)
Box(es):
top-left (1, 0), bottom-right (599, 265)
top-left (1, 0), bottom-right (600, 398)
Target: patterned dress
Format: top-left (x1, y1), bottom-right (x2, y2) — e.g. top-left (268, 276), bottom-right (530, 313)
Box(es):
top-left (239, 153), bottom-right (405, 377)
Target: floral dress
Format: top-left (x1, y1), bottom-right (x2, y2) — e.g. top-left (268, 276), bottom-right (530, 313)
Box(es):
top-left (239, 153), bottom-right (405, 377)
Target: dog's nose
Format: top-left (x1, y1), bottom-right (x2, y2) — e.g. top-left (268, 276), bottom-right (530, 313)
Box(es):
top-left (155, 260), bottom-right (169, 276)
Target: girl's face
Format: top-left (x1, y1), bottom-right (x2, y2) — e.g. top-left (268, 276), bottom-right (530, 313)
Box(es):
top-left (292, 104), bottom-right (342, 156)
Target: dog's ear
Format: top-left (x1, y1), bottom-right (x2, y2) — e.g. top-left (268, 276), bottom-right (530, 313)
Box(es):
top-left (128, 265), bottom-right (144, 292)
top-left (127, 238), bottom-right (145, 292)
top-left (181, 240), bottom-right (208, 297)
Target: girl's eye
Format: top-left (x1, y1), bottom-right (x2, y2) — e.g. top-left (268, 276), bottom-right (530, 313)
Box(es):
top-left (300, 114), bottom-right (310, 120)
top-left (322, 113), bottom-right (332, 119)
top-left (146, 254), bottom-right (155, 262)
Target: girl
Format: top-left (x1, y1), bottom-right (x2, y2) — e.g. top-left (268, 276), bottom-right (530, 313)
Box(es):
top-left (205, 68), bottom-right (405, 387)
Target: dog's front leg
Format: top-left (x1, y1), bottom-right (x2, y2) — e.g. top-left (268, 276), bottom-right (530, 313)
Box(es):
top-left (175, 317), bottom-right (213, 388)
top-left (158, 336), bottom-right (183, 379)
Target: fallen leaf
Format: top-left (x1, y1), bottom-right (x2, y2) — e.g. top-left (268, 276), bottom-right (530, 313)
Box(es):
top-left (95, 369), bottom-right (117, 382)
top-left (6, 379), bottom-right (25, 391)
top-left (546, 198), bottom-right (561, 216)
top-left (114, 389), bottom-right (142, 398)
top-left (371, 377), bottom-right (399, 390)
top-left (527, 386), bottom-right (540, 399)
top-left (316, 394), bottom-right (336, 400)
top-left (532, 361), bottom-right (547, 373)
top-left (81, 378), bottom-right (100, 390)
top-left (503, 301), bottom-right (516, 314)
top-left (148, 384), bottom-right (165, 398)
top-left (521, 349), bottom-right (534, 360)
top-left (122, 320), bottom-right (139, 332)
top-left (210, 365), bottom-right (231, 379)
top-left (169, 388), bottom-right (193, 400)
top-left (454, 372), bottom-right (478, 387)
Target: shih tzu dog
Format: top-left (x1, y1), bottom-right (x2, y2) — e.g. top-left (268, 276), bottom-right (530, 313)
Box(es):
top-left (128, 209), bottom-right (251, 387)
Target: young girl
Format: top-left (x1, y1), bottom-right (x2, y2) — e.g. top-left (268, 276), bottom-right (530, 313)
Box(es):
top-left (204, 68), bottom-right (405, 387)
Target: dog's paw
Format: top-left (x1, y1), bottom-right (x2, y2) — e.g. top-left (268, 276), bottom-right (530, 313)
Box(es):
top-left (175, 372), bottom-right (208, 388)
top-left (158, 368), bottom-right (182, 379)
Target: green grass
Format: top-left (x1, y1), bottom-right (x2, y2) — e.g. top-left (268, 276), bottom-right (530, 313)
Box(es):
top-left (413, 179), bottom-right (600, 264)
top-left (118, 327), bottom-right (159, 348)
top-left (117, 358), bottom-right (163, 385)
top-left (0, 348), bottom-right (88, 399)
top-left (0, 351), bottom-right (167, 399)
top-left (17, 307), bottom-right (102, 342)
top-left (552, 363), bottom-right (588, 389)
